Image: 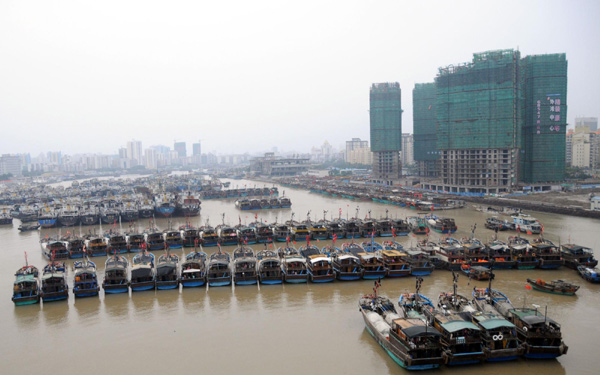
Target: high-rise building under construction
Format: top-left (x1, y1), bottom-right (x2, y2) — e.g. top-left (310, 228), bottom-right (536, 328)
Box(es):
top-left (370, 82), bottom-right (402, 185)
top-left (413, 49), bottom-right (567, 193)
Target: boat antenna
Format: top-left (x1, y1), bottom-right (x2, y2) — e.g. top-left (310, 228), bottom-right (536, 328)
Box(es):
top-left (323, 210), bottom-right (327, 222)
top-left (452, 271), bottom-right (458, 298)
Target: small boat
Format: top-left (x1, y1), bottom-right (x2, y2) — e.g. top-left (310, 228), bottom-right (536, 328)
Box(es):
top-left (272, 223), bottom-right (290, 242)
top-left (426, 215), bottom-right (457, 234)
top-left (66, 236), bottom-right (85, 259)
top-left (127, 232), bottom-right (146, 253)
top-left (102, 255), bottom-right (130, 294)
top-left (155, 252), bottom-right (180, 290)
top-left (72, 260), bottom-right (100, 297)
top-left (529, 239), bottom-right (564, 269)
top-left (40, 262), bottom-right (69, 302)
top-left (359, 292), bottom-right (444, 370)
top-left (130, 251), bottom-right (156, 291)
top-left (237, 226), bottom-right (258, 245)
top-left (179, 250), bottom-right (207, 287)
top-left (279, 246), bottom-right (308, 283)
top-left (526, 278), bottom-right (579, 295)
top-left (485, 240), bottom-right (516, 269)
top-left (344, 243), bottom-right (387, 280)
top-left (390, 219), bottom-right (411, 236)
top-left (382, 240), bottom-right (403, 250)
top-left (461, 265), bottom-right (492, 281)
top-left (207, 249), bottom-right (231, 287)
top-left (217, 224), bottom-right (239, 246)
top-left (12, 264), bottom-right (40, 305)
top-left (41, 238), bottom-right (70, 260)
top-left (232, 246), bottom-right (258, 285)
top-left (107, 232), bottom-right (129, 254)
top-left (146, 230), bottom-right (166, 251)
top-left (484, 217), bottom-right (513, 231)
top-left (407, 216), bottom-right (428, 235)
top-left (577, 265), bottom-right (600, 283)
top-left (257, 249), bottom-right (283, 284)
top-left (512, 214), bottom-right (542, 234)
top-left (435, 238), bottom-right (466, 271)
top-left (18, 222), bottom-right (40, 232)
top-left (461, 238), bottom-right (490, 268)
top-left (200, 225), bottom-right (219, 247)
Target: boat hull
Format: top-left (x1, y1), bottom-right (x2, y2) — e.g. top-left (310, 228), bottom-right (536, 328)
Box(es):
top-left (12, 296), bottom-right (40, 305)
top-left (131, 281), bottom-right (155, 291)
top-left (180, 280), bottom-right (206, 287)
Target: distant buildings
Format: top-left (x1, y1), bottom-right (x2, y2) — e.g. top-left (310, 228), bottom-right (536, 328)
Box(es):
top-left (251, 152), bottom-right (310, 176)
top-left (568, 124), bottom-right (599, 170)
top-left (370, 82), bottom-right (402, 185)
top-left (0, 154), bottom-right (23, 177)
top-left (414, 49), bottom-right (568, 193)
top-left (174, 142), bottom-right (187, 158)
top-left (126, 140), bottom-right (142, 165)
top-left (345, 138), bottom-right (372, 165)
top-left (576, 117), bottom-right (598, 132)
top-left (401, 133), bottom-right (414, 166)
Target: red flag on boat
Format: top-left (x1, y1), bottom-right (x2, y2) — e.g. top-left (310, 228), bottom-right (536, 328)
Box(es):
top-left (332, 234), bottom-right (337, 243)
top-left (392, 228), bottom-right (396, 238)
top-left (306, 235), bottom-right (310, 246)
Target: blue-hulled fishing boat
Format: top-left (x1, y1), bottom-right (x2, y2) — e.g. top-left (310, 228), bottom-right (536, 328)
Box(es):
top-left (207, 249), bottom-right (231, 287)
top-left (179, 250), bottom-right (207, 287)
top-left (257, 249), bottom-right (283, 284)
top-left (155, 252), bottom-right (179, 290)
top-left (12, 263), bottom-right (40, 305)
top-left (102, 255), bottom-right (130, 294)
top-left (72, 259), bottom-right (100, 297)
top-left (40, 261), bottom-right (69, 302)
top-left (130, 251), bottom-right (156, 291)
top-left (232, 246), bottom-right (258, 285)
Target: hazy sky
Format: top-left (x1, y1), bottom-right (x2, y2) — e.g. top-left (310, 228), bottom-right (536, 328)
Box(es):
top-left (1, 1), bottom-right (599, 156)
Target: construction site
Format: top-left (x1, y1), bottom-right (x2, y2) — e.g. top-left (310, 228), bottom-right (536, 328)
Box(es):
top-left (413, 49), bottom-right (568, 195)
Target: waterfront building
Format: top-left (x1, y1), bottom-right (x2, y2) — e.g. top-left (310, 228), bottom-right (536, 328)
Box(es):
top-left (570, 127), bottom-right (600, 170)
top-left (370, 82), bottom-right (402, 185)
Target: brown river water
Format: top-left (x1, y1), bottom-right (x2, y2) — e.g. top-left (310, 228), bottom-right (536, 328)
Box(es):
top-left (2, 178), bottom-right (599, 374)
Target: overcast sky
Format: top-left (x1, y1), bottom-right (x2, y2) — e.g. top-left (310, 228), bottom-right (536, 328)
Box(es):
top-left (1, 0), bottom-right (599, 156)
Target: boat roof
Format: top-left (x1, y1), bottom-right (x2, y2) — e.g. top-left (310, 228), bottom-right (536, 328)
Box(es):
top-left (511, 309), bottom-right (558, 325)
top-left (440, 320), bottom-right (480, 333)
top-left (476, 318), bottom-right (515, 330)
top-left (381, 250), bottom-right (405, 257)
top-left (15, 274), bottom-right (37, 283)
top-left (394, 319), bottom-right (442, 338)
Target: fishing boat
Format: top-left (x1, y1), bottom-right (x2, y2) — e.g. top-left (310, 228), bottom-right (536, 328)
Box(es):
top-left (40, 262), bottom-right (69, 302)
top-left (179, 250), bottom-right (207, 287)
top-left (279, 246), bottom-right (309, 283)
top-left (102, 255), bottom-right (130, 294)
top-left (382, 240), bottom-right (403, 250)
top-left (58, 205), bottom-right (80, 227)
top-left (331, 248), bottom-right (363, 280)
top-left (526, 278), bottom-right (579, 296)
top-left (461, 265), bottom-right (492, 281)
top-left (379, 250), bottom-right (411, 277)
top-left (235, 199), bottom-right (252, 210)
top-left (127, 232), bottom-right (146, 253)
top-left (164, 230), bottom-right (183, 249)
top-left (38, 206), bottom-right (58, 228)
top-left (511, 214), bottom-right (542, 234)
top-left (66, 236), bottom-right (85, 258)
top-left (508, 236), bottom-right (538, 269)
top-left (425, 215), bottom-right (457, 234)
top-left (492, 298), bottom-right (568, 358)
top-left (154, 193), bottom-right (176, 217)
top-left (359, 292), bottom-right (444, 370)
top-left (257, 249), bottom-right (283, 284)
top-left (120, 200), bottom-right (140, 222)
top-left (12, 264), bottom-right (40, 305)
top-left (309, 221), bottom-right (329, 240)
top-left (435, 238), bottom-right (466, 271)
top-left (560, 244), bottom-right (598, 269)
top-left (404, 249), bottom-right (434, 276)
top-left (391, 219), bottom-right (411, 236)
top-left (85, 235), bottom-right (108, 257)
top-left (278, 196), bottom-right (292, 208)
top-left (41, 237), bottom-right (70, 260)
top-left (374, 219), bottom-right (394, 237)
top-left (461, 237), bottom-right (490, 268)
top-left (146, 230), bottom-right (166, 251)
top-left (407, 216), bottom-right (429, 235)
top-left (344, 219), bottom-right (362, 239)
top-left (485, 240), bottom-right (516, 269)
top-left (288, 221), bottom-right (310, 241)
top-left (200, 225), bottom-right (220, 247)
top-left (327, 220), bottom-right (346, 239)
top-left (253, 222), bottom-right (273, 243)
top-left (529, 239), bottom-right (564, 269)
top-left (155, 252), bottom-right (180, 290)
top-left (80, 204), bottom-right (100, 226)
top-left (232, 246), bottom-right (258, 285)
top-left (130, 251), bottom-right (156, 291)
top-left (138, 199), bottom-right (155, 218)
top-left (100, 202), bottom-right (120, 225)
top-left (237, 226), bottom-right (257, 245)
top-left (272, 223), bottom-right (290, 242)
top-left (72, 259), bottom-right (100, 297)
top-left (181, 225), bottom-right (199, 248)
top-left (361, 240), bottom-right (384, 253)
top-left (300, 245), bottom-right (335, 283)
top-left (206, 249), bottom-right (232, 287)
top-left (423, 307), bottom-right (485, 365)
top-left (177, 193), bottom-right (201, 216)
top-left (577, 265), bottom-right (600, 283)
top-left (108, 232), bottom-right (129, 254)
top-left (217, 224), bottom-right (239, 246)
top-left (344, 242), bottom-right (387, 280)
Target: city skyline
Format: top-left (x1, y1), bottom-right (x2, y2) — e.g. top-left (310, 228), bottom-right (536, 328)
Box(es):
top-left (1, 1), bottom-right (599, 156)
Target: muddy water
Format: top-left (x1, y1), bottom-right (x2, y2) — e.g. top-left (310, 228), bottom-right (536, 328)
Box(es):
top-left (2, 178), bottom-right (598, 374)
